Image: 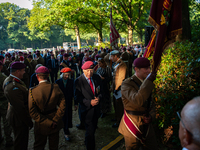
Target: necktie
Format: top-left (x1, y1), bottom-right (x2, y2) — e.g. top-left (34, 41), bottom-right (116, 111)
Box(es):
top-left (89, 78), bottom-right (94, 95)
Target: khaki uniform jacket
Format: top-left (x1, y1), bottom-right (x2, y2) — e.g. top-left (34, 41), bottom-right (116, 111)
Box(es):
top-left (36, 56), bottom-right (45, 66)
top-left (3, 75), bottom-right (32, 127)
top-left (118, 75), bottom-right (156, 137)
top-left (28, 82), bottom-right (65, 135)
top-left (112, 59), bottom-right (127, 91)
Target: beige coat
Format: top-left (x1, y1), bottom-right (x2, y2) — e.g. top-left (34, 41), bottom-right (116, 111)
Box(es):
top-left (112, 59), bottom-right (127, 91)
top-left (29, 82), bottom-right (66, 135)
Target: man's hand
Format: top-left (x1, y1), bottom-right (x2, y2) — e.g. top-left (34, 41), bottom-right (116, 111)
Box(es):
top-left (74, 105), bottom-right (78, 111)
top-left (143, 114), bottom-right (152, 124)
top-left (146, 71), bottom-right (157, 82)
top-left (91, 97), bottom-right (99, 106)
top-left (51, 121), bottom-right (57, 129)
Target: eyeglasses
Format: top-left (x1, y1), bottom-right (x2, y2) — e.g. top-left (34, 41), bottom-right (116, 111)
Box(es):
top-left (177, 111), bottom-right (192, 136)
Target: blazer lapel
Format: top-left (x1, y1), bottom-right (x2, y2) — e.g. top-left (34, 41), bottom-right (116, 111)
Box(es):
top-left (80, 74), bottom-right (94, 97)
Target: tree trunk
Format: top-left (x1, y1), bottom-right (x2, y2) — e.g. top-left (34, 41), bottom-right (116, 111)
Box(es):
top-left (75, 25), bottom-right (81, 49)
top-left (128, 25), bottom-right (133, 45)
top-left (181, 0), bottom-right (191, 40)
top-left (118, 38), bottom-right (121, 44)
top-left (97, 31), bottom-right (103, 44)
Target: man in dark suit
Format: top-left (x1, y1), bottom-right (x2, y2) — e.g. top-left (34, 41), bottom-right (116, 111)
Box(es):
top-left (74, 61), bottom-right (102, 150)
top-left (47, 54), bottom-right (59, 83)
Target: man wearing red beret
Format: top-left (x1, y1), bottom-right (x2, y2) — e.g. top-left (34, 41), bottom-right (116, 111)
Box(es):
top-left (74, 61), bottom-right (102, 150)
top-left (118, 57), bottom-right (158, 150)
top-left (28, 66), bottom-right (65, 150)
top-left (3, 61), bottom-right (33, 150)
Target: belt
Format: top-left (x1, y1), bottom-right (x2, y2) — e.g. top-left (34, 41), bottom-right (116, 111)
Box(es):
top-left (40, 108), bottom-right (57, 115)
top-left (126, 110), bottom-right (146, 116)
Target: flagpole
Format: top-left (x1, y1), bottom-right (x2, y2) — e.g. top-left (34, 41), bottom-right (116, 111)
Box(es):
top-left (110, 0), bottom-right (112, 69)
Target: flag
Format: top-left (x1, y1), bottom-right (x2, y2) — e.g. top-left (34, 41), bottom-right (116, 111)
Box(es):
top-left (144, 29), bottom-right (156, 58)
top-left (110, 7), bottom-right (120, 47)
top-left (145, 0), bottom-right (182, 71)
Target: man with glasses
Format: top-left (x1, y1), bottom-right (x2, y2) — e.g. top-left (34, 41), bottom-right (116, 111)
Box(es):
top-left (74, 61), bottom-right (102, 150)
top-left (178, 96), bottom-right (200, 150)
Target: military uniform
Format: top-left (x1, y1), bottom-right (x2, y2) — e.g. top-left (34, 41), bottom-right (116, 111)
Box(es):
top-left (29, 81), bottom-right (66, 150)
top-left (36, 56), bottom-right (45, 65)
top-left (112, 59), bottom-right (127, 125)
top-left (121, 51), bottom-right (130, 77)
top-left (3, 75), bottom-right (33, 150)
top-left (22, 58), bottom-right (32, 88)
top-left (0, 72), bottom-right (13, 145)
top-left (118, 75), bottom-right (157, 150)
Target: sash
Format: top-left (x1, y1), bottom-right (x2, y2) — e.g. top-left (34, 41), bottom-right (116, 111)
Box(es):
top-left (123, 110), bottom-right (150, 144)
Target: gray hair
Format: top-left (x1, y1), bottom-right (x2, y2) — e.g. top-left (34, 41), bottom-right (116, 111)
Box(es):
top-left (35, 64), bottom-right (43, 70)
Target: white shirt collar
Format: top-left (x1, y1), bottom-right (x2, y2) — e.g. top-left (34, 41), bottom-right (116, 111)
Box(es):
top-left (39, 80), bottom-right (48, 84)
top-left (135, 73), bottom-right (144, 83)
top-left (182, 148), bottom-right (188, 150)
top-left (10, 74), bottom-right (21, 81)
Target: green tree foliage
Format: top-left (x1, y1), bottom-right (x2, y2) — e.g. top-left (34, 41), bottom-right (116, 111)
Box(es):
top-left (153, 41), bottom-right (200, 148)
top-left (190, 0), bottom-right (200, 42)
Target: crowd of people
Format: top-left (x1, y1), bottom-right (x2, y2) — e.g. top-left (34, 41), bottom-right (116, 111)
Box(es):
top-left (0, 44), bottom-right (196, 150)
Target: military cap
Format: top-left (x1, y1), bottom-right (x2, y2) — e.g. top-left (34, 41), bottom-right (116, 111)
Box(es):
top-left (10, 61), bottom-right (26, 69)
top-left (81, 61), bottom-right (94, 70)
top-left (35, 66), bottom-right (49, 74)
top-left (122, 47), bottom-right (126, 51)
top-left (133, 57), bottom-right (150, 68)
top-left (85, 57), bottom-right (93, 62)
top-left (36, 52), bottom-right (40, 56)
top-left (94, 48), bottom-right (98, 51)
top-left (60, 67), bottom-right (71, 73)
top-left (23, 52), bottom-right (27, 55)
top-left (110, 50), bottom-right (119, 55)
top-left (63, 53), bottom-right (69, 57)
top-left (51, 54), bottom-right (54, 57)
top-left (61, 49), bottom-right (65, 52)
top-left (49, 51), bottom-right (53, 53)
top-left (95, 54), bottom-right (100, 60)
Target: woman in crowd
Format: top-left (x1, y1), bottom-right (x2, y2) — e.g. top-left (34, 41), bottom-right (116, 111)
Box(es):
top-left (96, 58), bottom-right (112, 118)
top-left (55, 67), bottom-right (75, 141)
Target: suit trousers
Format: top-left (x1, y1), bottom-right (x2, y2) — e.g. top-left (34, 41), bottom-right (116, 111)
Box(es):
top-left (113, 96), bottom-right (124, 124)
top-left (85, 111), bottom-right (98, 150)
top-left (12, 124), bottom-right (29, 150)
top-left (123, 124), bottom-right (158, 150)
top-left (34, 129), bottom-right (59, 150)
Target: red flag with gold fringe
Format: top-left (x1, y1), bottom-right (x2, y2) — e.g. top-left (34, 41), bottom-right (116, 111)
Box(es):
top-left (145, 0), bottom-right (182, 71)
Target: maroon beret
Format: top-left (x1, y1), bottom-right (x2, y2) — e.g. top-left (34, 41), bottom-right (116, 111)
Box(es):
top-left (63, 53), bottom-right (69, 57)
top-left (23, 52), bottom-right (27, 55)
top-left (49, 51), bottom-right (53, 53)
top-left (81, 61), bottom-right (94, 70)
top-left (95, 54), bottom-right (100, 59)
top-left (123, 47), bottom-right (126, 51)
top-left (133, 57), bottom-right (150, 68)
top-left (35, 66), bottom-right (49, 74)
top-left (61, 49), bottom-right (65, 52)
top-left (10, 61), bottom-right (26, 69)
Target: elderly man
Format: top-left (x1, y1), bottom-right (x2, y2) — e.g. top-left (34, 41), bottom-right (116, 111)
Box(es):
top-left (74, 61), bottom-right (102, 150)
top-left (178, 96), bottom-right (200, 150)
top-left (110, 50), bottom-right (127, 128)
top-left (118, 57), bottom-right (158, 150)
top-left (3, 62), bottom-right (33, 150)
top-left (29, 66), bottom-right (65, 150)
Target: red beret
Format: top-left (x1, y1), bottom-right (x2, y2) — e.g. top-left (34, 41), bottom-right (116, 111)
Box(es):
top-left (20, 56), bottom-right (24, 61)
top-left (133, 57), bottom-right (150, 68)
top-left (35, 66), bottom-right (49, 74)
top-left (81, 61), bottom-right (94, 70)
top-left (60, 67), bottom-right (71, 73)
top-left (10, 61), bottom-right (26, 69)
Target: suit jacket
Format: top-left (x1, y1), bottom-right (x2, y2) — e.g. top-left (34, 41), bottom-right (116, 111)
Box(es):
top-left (36, 56), bottom-right (45, 65)
top-left (118, 75), bottom-right (156, 137)
top-left (112, 59), bottom-right (127, 91)
top-left (47, 59), bottom-right (59, 71)
top-left (74, 74), bottom-right (102, 115)
top-left (3, 75), bottom-right (32, 127)
top-left (29, 81), bottom-right (66, 135)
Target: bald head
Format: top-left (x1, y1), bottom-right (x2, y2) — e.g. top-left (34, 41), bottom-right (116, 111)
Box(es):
top-left (179, 96), bottom-right (200, 148)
